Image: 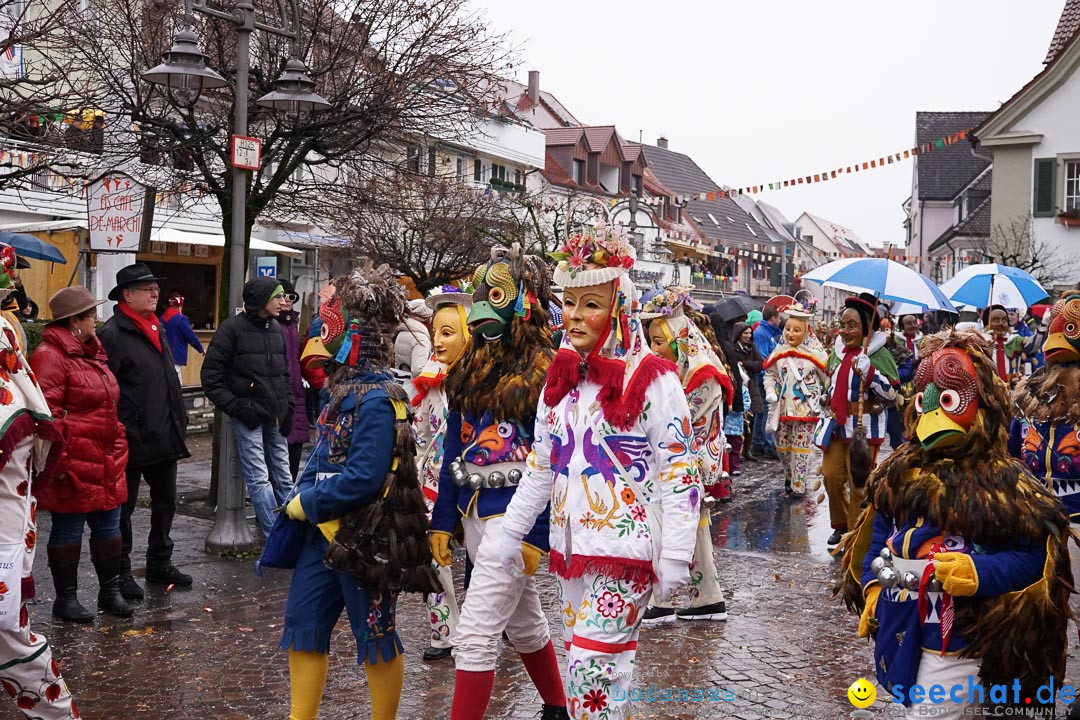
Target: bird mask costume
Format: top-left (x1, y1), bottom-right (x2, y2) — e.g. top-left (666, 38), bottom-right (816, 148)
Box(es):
top-left (840, 329), bottom-right (1074, 702)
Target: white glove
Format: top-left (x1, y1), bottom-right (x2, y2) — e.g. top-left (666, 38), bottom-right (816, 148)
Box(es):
top-left (1041, 306), bottom-right (1053, 329)
top-left (765, 390), bottom-right (778, 405)
top-left (497, 530), bottom-right (525, 578)
top-left (854, 354), bottom-right (871, 376)
top-left (302, 379), bottom-right (310, 390)
top-left (654, 557), bottom-right (689, 603)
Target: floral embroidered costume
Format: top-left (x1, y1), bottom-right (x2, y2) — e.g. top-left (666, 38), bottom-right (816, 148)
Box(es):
top-left (432, 246), bottom-right (568, 720)
top-left (1010, 291), bottom-right (1080, 646)
top-left (841, 329), bottom-right (1073, 715)
top-left (280, 262), bottom-right (441, 720)
top-left (412, 286), bottom-right (472, 660)
top-left (0, 243), bottom-right (77, 720)
top-left (764, 304), bottom-right (828, 496)
top-left (640, 289), bottom-right (732, 624)
top-left (814, 294), bottom-right (899, 540)
top-left (501, 229), bottom-right (702, 720)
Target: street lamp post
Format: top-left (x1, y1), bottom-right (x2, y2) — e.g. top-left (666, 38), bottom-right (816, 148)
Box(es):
top-left (143, 0), bottom-right (329, 554)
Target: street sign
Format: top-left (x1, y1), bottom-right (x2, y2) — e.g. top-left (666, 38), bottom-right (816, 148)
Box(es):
top-left (256, 257), bottom-right (277, 277)
top-left (87, 173), bottom-right (144, 252)
top-left (230, 134), bottom-right (261, 170)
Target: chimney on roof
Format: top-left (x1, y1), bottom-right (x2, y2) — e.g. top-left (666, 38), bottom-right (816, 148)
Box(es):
top-left (527, 71), bottom-right (539, 103)
top-left (657, 136), bottom-right (668, 149)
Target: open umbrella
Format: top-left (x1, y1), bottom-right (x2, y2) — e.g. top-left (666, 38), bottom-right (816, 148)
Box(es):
top-left (889, 301), bottom-right (958, 318)
top-left (712, 293), bottom-right (762, 322)
top-left (939, 263), bottom-right (1048, 310)
top-left (801, 258), bottom-right (953, 311)
top-left (0, 231), bottom-right (67, 264)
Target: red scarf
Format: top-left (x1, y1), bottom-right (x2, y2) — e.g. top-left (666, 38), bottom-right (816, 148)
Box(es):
top-left (830, 346), bottom-right (861, 426)
top-left (905, 335), bottom-right (914, 352)
top-left (994, 337), bottom-right (1007, 381)
top-left (117, 300), bottom-right (162, 353)
top-left (161, 306), bottom-right (181, 324)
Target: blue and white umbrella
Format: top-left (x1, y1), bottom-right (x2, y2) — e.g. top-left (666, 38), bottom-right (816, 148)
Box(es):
top-left (938, 263), bottom-right (1048, 311)
top-left (800, 258), bottom-right (954, 312)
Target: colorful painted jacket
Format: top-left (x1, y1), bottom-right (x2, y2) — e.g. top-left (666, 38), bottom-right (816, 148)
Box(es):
top-left (1010, 417), bottom-right (1080, 520)
top-left (763, 344), bottom-right (829, 423)
top-left (861, 510), bottom-right (1046, 695)
top-left (813, 332), bottom-right (898, 449)
top-left (413, 383), bottom-right (448, 512)
top-left (687, 378), bottom-right (725, 493)
top-left (985, 332), bottom-right (1027, 383)
top-left (502, 371), bottom-right (701, 584)
top-left (294, 372), bottom-right (397, 543)
top-left (431, 408), bottom-right (549, 552)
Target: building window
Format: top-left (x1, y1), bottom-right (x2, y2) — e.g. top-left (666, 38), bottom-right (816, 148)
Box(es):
top-left (1066, 160), bottom-right (1080, 212)
top-left (406, 146), bottom-right (420, 173)
top-left (632, 174), bottom-right (642, 195)
top-left (456, 157), bottom-right (465, 181)
top-left (473, 159), bottom-right (482, 182)
top-left (514, 170), bottom-right (522, 186)
top-left (490, 163), bottom-right (506, 181)
top-left (572, 159), bottom-right (584, 184)
top-left (428, 147), bottom-right (437, 177)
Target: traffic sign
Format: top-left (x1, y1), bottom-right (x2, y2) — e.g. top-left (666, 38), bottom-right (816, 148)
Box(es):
top-left (231, 134), bottom-right (261, 170)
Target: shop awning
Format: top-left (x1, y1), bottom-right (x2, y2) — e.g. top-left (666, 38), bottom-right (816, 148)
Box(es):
top-left (0, 219), bottom-right (89, 233)
top-left (149, 227), bottom-right (304, 257)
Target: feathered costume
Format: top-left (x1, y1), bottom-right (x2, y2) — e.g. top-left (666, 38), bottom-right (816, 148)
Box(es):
top-left (281, 261), bottom-right (440, 720)
top-left (840, 329), bottom-right (1074, 711)
top-left (503, 230), bottom-right (702, 720)
top-left (432, 245), bottom-right (569, 720)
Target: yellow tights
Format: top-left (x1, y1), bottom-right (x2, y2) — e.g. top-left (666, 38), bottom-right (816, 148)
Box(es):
top-left (288, 649), bottom-right (404, 720)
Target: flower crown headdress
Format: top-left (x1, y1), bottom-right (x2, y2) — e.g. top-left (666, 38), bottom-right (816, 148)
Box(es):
top-left (640, 285), bottom-right (701, 321)
top-left (549, 222), bottom-right (636, 288)
top-left (782, 290), bottom-right (819, 320)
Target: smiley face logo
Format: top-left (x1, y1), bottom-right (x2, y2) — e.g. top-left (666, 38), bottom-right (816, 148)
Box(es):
top-left (847, 677), bottom-right (876, 708)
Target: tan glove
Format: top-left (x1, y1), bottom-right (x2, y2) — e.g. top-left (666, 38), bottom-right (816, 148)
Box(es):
top-left (285, 495), bottom-right (307, 521)
top-left (429, 531), bottom-right (453, 567)
top-left (858, 583), bottom-right (881, 638)
top-left (521, 543), bottom-right (542, 576)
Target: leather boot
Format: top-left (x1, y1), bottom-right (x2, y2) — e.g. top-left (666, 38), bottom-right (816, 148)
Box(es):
top-left (91, 537), bottom-right (133, 617)
top-left (539, 704), bottom-right (570, 720)
top-left (118, 548), bottom-right (143, 601)
top-left (48, 544), bottom-right (94, 623)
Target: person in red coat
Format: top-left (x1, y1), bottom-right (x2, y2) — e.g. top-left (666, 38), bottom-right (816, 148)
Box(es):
top-left (30, 286), bottom-right (131, 623)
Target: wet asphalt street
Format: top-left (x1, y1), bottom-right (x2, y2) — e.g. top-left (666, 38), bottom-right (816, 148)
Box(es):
top-left (9, 442), bottom-right (1080, 719)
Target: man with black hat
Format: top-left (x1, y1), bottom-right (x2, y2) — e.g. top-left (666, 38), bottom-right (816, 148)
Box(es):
top-left (98, 263), bottom-right (192, 599)
top-left (201, 276), bottom-right (294, 538)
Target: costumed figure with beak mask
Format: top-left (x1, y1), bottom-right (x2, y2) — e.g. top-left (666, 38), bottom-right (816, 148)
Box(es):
top-left (500, 226), bottom-right (702, 720)
top-left (279, 261), bottom-right (441, 720)
top-left (764, 300), bottom-right (829, 498)
top-left (638, 285), bottom-right (733, 625)
top-left (1010, 285), bottom-right (1080, 718)
top-left (431, 246), bottom-right (568, 720)
top-left (411, 285), bottom-right (472, 662)
top-left (814, 293), bottom-right (899, 548)
top-left (840, 329), bottom-right (1074, 716)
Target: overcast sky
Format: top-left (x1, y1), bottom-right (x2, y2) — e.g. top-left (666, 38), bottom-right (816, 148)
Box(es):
top-left (471, 0), bottom-right (1065, 249)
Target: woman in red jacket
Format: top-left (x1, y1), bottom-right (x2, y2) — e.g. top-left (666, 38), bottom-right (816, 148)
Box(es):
top-left (31, 286), bottom-right (131, 622)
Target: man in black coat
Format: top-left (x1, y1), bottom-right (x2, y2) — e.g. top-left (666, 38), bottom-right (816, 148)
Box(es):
top-left (201, 276), bottom-right (294, 538)
top-left (99, 263), bottom-right (192, 600)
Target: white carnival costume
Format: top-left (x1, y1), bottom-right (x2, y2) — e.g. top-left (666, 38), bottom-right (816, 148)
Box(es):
top-left (501, 231), bottom-right (702, 720)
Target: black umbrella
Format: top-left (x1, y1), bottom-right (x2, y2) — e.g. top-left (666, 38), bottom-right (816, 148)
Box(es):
top-left (712, 293), bottom-right (763, 322)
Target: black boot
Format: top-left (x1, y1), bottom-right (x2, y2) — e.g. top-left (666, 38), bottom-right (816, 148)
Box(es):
top-left (91, 537), bottom-right (133, 617)
top-left (540, 704), bottom-right (570, 720)
top-left (118, 550), bottom-right (144, 601)
top-left (48, 544), bottom-right (94, 623)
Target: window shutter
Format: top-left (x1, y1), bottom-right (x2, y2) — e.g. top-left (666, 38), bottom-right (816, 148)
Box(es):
top-left (1033, 158), bottom-right (1056, 216)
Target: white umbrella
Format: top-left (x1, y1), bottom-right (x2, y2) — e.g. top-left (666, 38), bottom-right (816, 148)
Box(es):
top-left (801, 258), bottom-right (954, 311)
top-left (939, 264), bottom-right (1048, 310)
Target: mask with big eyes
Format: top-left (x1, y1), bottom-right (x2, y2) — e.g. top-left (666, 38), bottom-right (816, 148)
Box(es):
top-left (1043, 294), bottom-right (1080, 364)
top-left (468, 258), bottom-right (520, 340)
top-left (913, 347), bottom-right (980, 451)
top-left (300, 289), bottom-right (346, 368)
top-left (0, 244), bottom-right (16, 289)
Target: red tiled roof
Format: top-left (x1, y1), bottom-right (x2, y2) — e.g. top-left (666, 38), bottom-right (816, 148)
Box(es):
top-left (583, 126), bottom-right (617, 152)
top-left (541, 150), bottom-right (577, 188)
top-left (544, 127), bottom-right (585, 146)
top-left (1047, 0), bottom-right (1080, 63)
top-left (621, 142), bottom-right (643, 163)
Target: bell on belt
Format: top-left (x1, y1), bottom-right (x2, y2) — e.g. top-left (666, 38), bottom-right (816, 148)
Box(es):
top-left (927, 577), bottom-right (944, 592)
top-left (507, 468), bottom-right (522, 483)
top-left (450, 459), bottom-right (467, 484)
top-left (878, 547), bottom-right (892, 562)
top-left (488, 471), bottom-right (506, 488)
top-left (467, 473), bottom-right (484, 491)
top-left (877, 566), bottom-right (899, 588)
top-left (870, 557), bottom-right (886, 574)
top-left (901, 571), bottom-right (920, 591)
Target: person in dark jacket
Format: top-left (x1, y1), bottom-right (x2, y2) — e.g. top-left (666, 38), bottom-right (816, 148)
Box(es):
top-left (201, 276), bottom-right (294, 538)
top-left (276, 279), bottom-right (310, 480)
top-left (32, 286), bottom-right (132, 622)
top-left (98, 263), bottom-right (192, 600)
top-left (732, 321), bottom-right (765, 460)
top-left (160, 288), bottom-right (204, 380)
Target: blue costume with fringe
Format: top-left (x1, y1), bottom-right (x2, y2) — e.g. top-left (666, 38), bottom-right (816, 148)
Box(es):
top-left (279, 372), bottom-right (402, 665)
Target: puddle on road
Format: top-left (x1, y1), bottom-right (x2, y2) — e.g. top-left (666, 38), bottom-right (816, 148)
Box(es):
top-left (711, 481), bottom-right (841, 562)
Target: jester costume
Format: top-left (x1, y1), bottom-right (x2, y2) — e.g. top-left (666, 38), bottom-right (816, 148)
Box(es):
top-left (841, 330), bottom-right (1073, 714)
top-left (431, 246), bottom-right (567, 720)
top-left (1011, 291), bottom-right (1080, 648)
top-left (412, 287), bottom-right (471, 660)
top-left (0, 249), bottom-right (77, 719)
top-left (640, 291), bottom-right (732, 624)
top-left (764, 306), bottom-right (828, 497)
top-left (281, 263), bottom-right (440, 720)
top-left (502, 231), bottom-right (702, 720)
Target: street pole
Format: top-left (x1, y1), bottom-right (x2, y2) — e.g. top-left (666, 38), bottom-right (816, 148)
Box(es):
top-left (780, 237), bottom-right (788, 294)
top-left (206, 5), bottom-right (255, 554)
